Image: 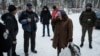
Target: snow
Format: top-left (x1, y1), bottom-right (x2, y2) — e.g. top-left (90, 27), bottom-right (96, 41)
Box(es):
top-left (0, 13), bottom-right (100, 56)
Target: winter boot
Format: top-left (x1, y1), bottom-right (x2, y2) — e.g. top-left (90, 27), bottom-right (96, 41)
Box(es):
top-left (32, 50), bottom-right (37, 53)
top-left (80, 42), bottom-right (84, 47)
top-left (89, 44), bottom-right (92, 49)
top-left (89, 41), bottom-right (92, 49)
top-left (48, 35), bottom-right (50, 37)
top-left (42, 35), bottom-right (45, 37)
top-left (25, 53), bottom-right (28, 56)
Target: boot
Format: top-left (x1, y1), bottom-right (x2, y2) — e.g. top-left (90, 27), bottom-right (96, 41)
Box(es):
top-left (89, 41), bottom-right (92, 49)
top-left (48, 35), bottom-right (50, 37)
top-left (89, 44), bottom-right (92, 49)
top-left (32, 50), bottom-right (37, 53)
top-left (80, 42), bottom-right (84, 47)
top-left (42, 35), bottom-right (45, 37)
top-left (25, 53), bottom-right (28, 56)
top-left (12, 52), bottom-right (20, 56)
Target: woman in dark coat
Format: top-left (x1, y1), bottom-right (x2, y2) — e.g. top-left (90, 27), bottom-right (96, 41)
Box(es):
top-left (52, 10), bottom-right (73, 56)
top-left (40, 6), bottom-right (51, 37)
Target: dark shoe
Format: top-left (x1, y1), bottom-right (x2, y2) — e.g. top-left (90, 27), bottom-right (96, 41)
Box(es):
top-left (48, 35), bottom-right (50, 37)
top-left (25, 53), bottom-right (28, 56)
top-left (12, 53), bottom-right (20, 56)
top-left (80, 43), bottom-right (83, 47)
top-left (89, 45), bottom-right (92, 49)
top-left (51, 38), bottom-right (53, 41)
top-left (16, 55), bottom-right (20, 56)
top-left (42, 35), bottom-right (45, 37)
top-left (32, 50), bottom-right (37, 53)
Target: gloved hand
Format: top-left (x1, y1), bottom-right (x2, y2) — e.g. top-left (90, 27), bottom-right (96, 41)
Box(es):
top-left (3, 32), bottom-right (8, 40)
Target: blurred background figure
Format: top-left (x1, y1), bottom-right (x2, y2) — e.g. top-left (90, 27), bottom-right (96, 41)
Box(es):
top-left (51, 5), bottom-right (59, 32)
top-left (40, 6), bottom-right (51, 37)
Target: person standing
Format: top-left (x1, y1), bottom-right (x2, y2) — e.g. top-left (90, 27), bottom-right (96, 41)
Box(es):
top-left (40, 6), bottom-right (51, 37)
top-left (1, 5), bottom-right (19, 56)
top-left (79, 3), bottom-right (97, 49)
top-left (19, 3), bottom-right (39, 56)
top-left (52, 10), bottom-right (73, 56)
top-left (51, 5), bottom-right (59, 32)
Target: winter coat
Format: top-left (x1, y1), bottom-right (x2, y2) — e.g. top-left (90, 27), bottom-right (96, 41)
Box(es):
top-left (0, 23), bottom-right (12, 52)
top-left (19, 10), bottom-right (39, 32)
top-left (1, 13), bottom-right (18, 41)
top-left (79, 11), bottom-right (97, 27)
top-left (52, 18), bottom-right (73, 49)
top-left (40, 10), bottom-right (51, 24)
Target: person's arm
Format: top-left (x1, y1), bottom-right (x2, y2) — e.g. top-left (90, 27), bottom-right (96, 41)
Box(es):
top-left (68, 19), bottom-right (73, 42)
top-left (92, 12), bottom-right (97, 26)
top-left (48, 11), bottom-right (52, 20)
top-left (20, 19), bottom-right (28, 24)
top-left (79, 12), bottom-right (84, 25)
top-left (5, 18), bottom-right (16, 41)
top-left (40, 11), bottom-right (43, 23)
top-left (19, 11), bottom-right (28, 24)
top-left (34, 13), bottom-right (39, 22)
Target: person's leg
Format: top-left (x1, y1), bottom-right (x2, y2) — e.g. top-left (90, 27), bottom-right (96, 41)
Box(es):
top-left (47, 24), bottom-right (50, 37)
top-left (57, 47), bottom-right (61, 56)
top-left (31, 32), bottom-right (37, 53)
top-left (88, 27), bottom-right (93, 49)
top-left (43, 24), bottom-right (45, 37)
top-left (24, 31), bottom-right (30, 54)
top-left (12, 44), bottom-right (16, 56)
top-left (12, 31), bottom-right (19, 56)
top-left (0, 51), bottom-right (3, 56)
top-left (80, 26), bottom-right (87, 47)
top-left (7, 48), bottom-right (12, 56)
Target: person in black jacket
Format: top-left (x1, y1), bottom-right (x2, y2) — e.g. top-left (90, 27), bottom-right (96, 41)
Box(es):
top-left (40, 6), bottom-right (51, 37)
top-left (19, 3), bottom-right (39, 56)
top-left (1, 5), bottom-right (19, 56)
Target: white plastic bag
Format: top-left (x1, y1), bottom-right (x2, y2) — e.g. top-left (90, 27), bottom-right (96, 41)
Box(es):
top-left (60, 47), bottom-right (71, 56)
top-left (60, 42), bottom-right (81, 56)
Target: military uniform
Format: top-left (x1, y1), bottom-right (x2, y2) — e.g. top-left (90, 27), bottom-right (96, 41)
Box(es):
top-left (79, 3), bottom-right (97, 48)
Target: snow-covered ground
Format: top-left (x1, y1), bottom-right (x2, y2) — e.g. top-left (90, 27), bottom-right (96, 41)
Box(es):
top-left (1, 13), bottom-right (100, 56)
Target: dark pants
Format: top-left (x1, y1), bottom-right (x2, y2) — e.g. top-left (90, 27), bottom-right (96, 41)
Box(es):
top-left (12, 44), bottom-right (17, 55)
top-left (43, 24), bottom-right (50, 36)
top-left (24, 31), bottom-right (36, 53)
top-left (0, 47), bottom-right (16, 56)
top-left (57, 43), bottom-right (61, 56)
top-left (81, 26), bottom-right (93, 45)
top-left (0, 51), bottom-right (3, 56)
top-left (57, 47), bottom-right (61, 56)
top-left (7, 48), bottom-right (12, 56)
top-left (0, 49), bottom-right (12, 56)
